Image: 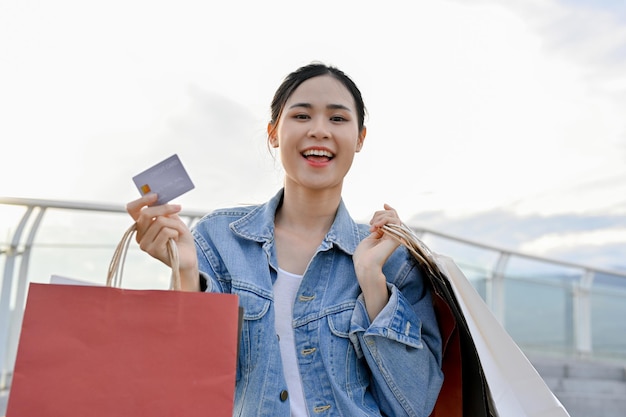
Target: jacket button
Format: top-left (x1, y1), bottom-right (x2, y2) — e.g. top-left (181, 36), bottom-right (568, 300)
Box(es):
top-left (280, 390), bottom-right (289, 401)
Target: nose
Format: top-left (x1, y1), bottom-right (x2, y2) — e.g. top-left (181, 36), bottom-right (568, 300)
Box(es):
top-left (308, 117), bottom-right (331, 139)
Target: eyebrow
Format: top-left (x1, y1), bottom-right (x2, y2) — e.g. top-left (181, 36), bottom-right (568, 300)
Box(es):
top-left (288, 102), bottom-right (352, 112)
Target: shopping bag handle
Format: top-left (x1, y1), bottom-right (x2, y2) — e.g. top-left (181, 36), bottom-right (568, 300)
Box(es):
top-left (106, 223), bottom-right (181, 290)
top-left (381, 223), bottom-right (440, 279)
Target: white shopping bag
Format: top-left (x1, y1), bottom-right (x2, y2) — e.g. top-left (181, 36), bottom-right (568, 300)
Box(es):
top-left (436, 256), bottom-right (570, 417)
top-left (383, 224), bottom-right (571, 417)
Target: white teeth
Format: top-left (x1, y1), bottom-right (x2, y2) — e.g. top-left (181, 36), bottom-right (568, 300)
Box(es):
top-left (303, 149), bottom-right (333, 157)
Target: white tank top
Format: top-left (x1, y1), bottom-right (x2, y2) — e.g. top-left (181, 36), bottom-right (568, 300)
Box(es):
top-left (273, 268), bottom-right (308, 417)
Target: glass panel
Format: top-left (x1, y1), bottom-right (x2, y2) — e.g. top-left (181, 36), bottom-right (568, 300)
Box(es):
top-left (26, 208), bottom-right (171, 289)
top-left (591, 289), bottom-right (626, 359)
top-left (35, 208), bottom-right (131, 245)
top-left (504, 278), bottom-right (573, 355)
top-left (505, 257), bottom-right (582, 284)
top-left (0, 205), bottom-right (28, 246)
top-left (594, 272), bottom-right (626, 289)
top-left (420, 234), bottom-right (501, 284)
top-left (27, 246), bottom-right (171, 290)
top-left (455, 260), bottom-right (489, 300)
top-left (4, 202), bottom-right (626, 366)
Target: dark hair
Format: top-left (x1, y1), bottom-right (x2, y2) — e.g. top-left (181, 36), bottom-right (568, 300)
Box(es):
top-left (269, 63), bottom-right (367, 134)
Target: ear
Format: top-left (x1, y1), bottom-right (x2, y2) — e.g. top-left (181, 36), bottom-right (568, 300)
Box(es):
top-left (267, 123), bottom-right (279, 148)
top-left (355, 127), bottom-right (366, 153)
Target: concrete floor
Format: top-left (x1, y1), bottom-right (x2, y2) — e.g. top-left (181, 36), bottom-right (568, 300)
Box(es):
top-left (1, 355), bottom-right (625, 416)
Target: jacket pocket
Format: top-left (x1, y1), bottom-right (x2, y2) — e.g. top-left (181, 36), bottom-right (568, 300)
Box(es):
top-left (231, 281), bottom-right (272, 382)
top-left (327, 307), bottom-right (372, 393)
top-left (327, 308), bottom-right (352, 338)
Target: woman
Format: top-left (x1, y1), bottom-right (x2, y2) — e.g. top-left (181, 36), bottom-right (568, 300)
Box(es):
top-left (127, 63), bottom-right (444, 416)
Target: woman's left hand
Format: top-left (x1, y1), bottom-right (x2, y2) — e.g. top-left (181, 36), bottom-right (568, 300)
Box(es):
top-left (353, 204), bottom-right (403, 320)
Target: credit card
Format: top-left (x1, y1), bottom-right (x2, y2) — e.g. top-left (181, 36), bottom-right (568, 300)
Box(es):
top-left (132, 154), bottom-right (195, 205)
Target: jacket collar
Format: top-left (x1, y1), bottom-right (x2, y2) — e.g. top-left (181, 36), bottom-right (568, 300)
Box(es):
top-left (230, 188), bottom-right (363, 255)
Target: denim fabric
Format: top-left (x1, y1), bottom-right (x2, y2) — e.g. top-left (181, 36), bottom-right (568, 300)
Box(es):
top-left (192, 189), bottom-right (443, 417)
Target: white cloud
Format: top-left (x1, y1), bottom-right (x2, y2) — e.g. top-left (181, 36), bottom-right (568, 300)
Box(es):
top-left (519, 227), bottom-right (626, 253)
top-left (1, 0), bottom-right (625, 226)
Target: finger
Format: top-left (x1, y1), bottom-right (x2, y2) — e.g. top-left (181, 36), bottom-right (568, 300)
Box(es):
top-left (135, 203), bottom-right (182, 223)
top-left (142, 214), bottom-right (185, 240)
top-left (355, 229), bottom-right (401, 269)
top-left (369, 204), bottom-right (401, 230)
top-left (126, 193), bottom-right (159, 220)
top-left (140, 225), bottom-right (180, 265)
top-left (138, 215), bottom-right (181, 250)
top-left (134, 204), bottom-right (182, 241)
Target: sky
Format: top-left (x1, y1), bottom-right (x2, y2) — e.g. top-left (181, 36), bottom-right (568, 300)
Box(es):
top-left (1, 0), bottom-right (626, 270)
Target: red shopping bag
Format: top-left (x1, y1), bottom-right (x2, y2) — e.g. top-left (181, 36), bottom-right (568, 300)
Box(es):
top-left (6, 225), bottom-right (240, 417)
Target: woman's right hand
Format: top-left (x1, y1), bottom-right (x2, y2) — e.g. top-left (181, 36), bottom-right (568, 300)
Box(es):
top-left (126, 193), bottom-right (200, 291)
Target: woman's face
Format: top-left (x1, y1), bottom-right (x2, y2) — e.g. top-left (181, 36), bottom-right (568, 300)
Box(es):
top-left (268, 75), bottom-right (366, 194)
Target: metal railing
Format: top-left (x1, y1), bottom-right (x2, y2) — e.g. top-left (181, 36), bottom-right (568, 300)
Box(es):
top-left (2, 196), bottom-right (626, 389)
top-left (410, 226), bottom-right (626, 361)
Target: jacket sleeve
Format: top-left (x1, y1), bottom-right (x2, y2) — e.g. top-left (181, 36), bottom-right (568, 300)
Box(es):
top-left (349, 259), bottom-right (444, 417)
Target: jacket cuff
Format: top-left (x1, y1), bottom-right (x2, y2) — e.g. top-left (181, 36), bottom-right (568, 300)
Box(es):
top-left (350, 283), bottom-right (423, 349)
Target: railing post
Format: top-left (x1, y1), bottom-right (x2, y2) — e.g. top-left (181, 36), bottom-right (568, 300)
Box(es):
top-left (5, 208), bottom-right (46, 382)
top-left (0, 206), bottom-right (35, 389)
top-left (489, 252), bottom-right (510, 326)
top-left (573, 270), bottom-right (594, 358)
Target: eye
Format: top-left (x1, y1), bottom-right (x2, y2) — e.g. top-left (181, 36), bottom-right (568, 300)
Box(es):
top-left (330, 115), bottom-right (347, 122)
top-left (294, 113), bottom-right (310, 120)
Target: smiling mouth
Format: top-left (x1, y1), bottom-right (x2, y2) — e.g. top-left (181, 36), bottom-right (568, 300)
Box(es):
top-left (302, 149), bottom-right (334, 162)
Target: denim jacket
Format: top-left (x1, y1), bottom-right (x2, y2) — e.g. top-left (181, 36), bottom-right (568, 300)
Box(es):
top-left (192, 189), bottom-right (443, 417)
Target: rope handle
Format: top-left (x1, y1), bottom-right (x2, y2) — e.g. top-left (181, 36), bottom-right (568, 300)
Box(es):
top-left (106, 223), bottom-right (181, 291)
top-left (381, 223), bottom-right (440, 279)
